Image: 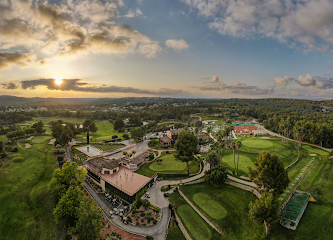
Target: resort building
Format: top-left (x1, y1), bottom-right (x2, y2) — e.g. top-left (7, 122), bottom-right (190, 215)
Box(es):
top-left (167, 129), bottom-right (183, 141)
top-left (84, 149), bottom-right (156, 203)
top-left (159, 136), bottom-right (172, 146)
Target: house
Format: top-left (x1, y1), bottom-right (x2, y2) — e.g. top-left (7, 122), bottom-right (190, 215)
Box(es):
top-left (159, 136), bottom-right (172, 146)
top-left (167, 129), bottom-right (183, 142)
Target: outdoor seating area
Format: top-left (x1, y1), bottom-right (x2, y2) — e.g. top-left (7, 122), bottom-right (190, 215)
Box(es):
top-left (104, 192), bottom-right (131, 225)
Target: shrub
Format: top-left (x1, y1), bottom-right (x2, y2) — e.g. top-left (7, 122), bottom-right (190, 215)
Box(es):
top-left (153, 208), bottom-right (160, 214)
top-left (57, 155), bottom-right (64, 162)
top-left (127, 216), bottom-right (132, 223)
top-left (1, 152), bottom-right (7, 159)
top-left (12, 146), bottom-right (18, 152)
top-left (56, 144), bottom-right (62, 148)
top-left (153, 219), bottom-right (157, 224)
top-left (141, 219), bottom-right (144, 223)
top-left (136, 221), bottom-right (139, 226)
top-left (146, 236), bottom-right (154, 240)
top-left (59, 148), bottom-right (66, 154)
top-left (163, 193), bottom-right (169, 198)
top-left (146, 211), bottom-right (152, 218)
top-left (166, 151), bottom-right (169, 154)
top-left (13, 157), bottom-right (24, 162)
top-left (140, 212), bottom-right (145, 217)
top-left (142, 199), bottom-right (150, 209)
top-left (6, 140), bottom-right (12, 145)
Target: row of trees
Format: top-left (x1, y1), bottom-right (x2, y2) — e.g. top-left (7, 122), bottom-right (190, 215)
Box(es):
top-left (48, 161), bottom-right (103, 240)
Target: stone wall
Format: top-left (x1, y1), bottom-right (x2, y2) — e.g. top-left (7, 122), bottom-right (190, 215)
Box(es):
top-left (178, 188), bottom-right (222, 234)
top-left (225, 180), bottom-right (261, 199)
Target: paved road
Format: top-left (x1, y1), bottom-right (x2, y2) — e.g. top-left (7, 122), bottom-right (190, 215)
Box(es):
top-left (66, 146), bottom-right (73, 162)
top-left (84, 182), bottom-right (170, 240)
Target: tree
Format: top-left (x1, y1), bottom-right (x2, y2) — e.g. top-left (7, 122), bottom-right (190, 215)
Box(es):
top-left (130, 127), bottom-right (145, 141)
top-left (32, 120), bottom-right (46, 134)
top-left (195, 120), bottom-right (203, 128)
top-left (0, 141), bottom-right (3, 152)
top-left (248, 192), bottom-right (279, 227)
top-left (206, 151), bottom-right (220, 168)
top-left (59, 129), bottom-right (73, 145)
top-left (217, 134), bottom-right (225, 161)
top-left (48, 161), bottom-right (87, 204)
top-left (53, 186), bottom-right (85, 225)
top-left (114, 119), bottom-right (125, 131)
top-left (230, 141), bottom-right (236, 174)
top-left (70, 196), bottom-right (103, 240)
top-left (247, 151), bottom-right (289, 195)
top-left (205, 165), bottom-right (228, 186)
top-left (83, 119), bottom-right (98, 144)
top-left (122, 133), bottom-right (129, 140)
top-left (175, 130), bottom-right (199, 174)
top-left (235, 141), bottom-right (243, 175)
top-left (142, 199), bottom-right (150, 210)
top-left (52, 123), bottom-right (64, 139)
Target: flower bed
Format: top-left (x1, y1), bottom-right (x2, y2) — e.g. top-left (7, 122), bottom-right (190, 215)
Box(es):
top-left (128, 205), bottom-right (160, 227)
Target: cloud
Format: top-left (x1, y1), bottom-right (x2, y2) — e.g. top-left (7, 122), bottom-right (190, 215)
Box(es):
top-left (181, 0), bottom-right (333, 53)
top-left (274, 76), bottom-right (294, 85)
top-left (190, 80), bottom-right (274, 95)
top-left (123, 8), bottom-right (143, 18)
top-left (18, 78), bottom-right (186, 96)
top-left (210, 75), bottom-right (219, 83)
top-left (165, 39), bottom-right (189, 51)
top-left (0, 52), bottom-right (36, 70)
top-left (0, 0), bottom-right (160, 69)
top-left (1, 81), bottom-right (19, 89)
top-left (201, 77), bottom-right (210, 80)
top-left (138, 43), bottom-right (162, 58)
top-left (296, 74), bottom-right (333, 89)
top-left (327, 61), bottom-right (333, 69)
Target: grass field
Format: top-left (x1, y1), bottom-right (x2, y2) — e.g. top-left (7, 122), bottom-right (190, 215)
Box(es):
top-left (218, 136), bottom-right (303, 176)
top-left (0, 134), bottom-right (63, 239)
top-left (268, 155), bottom-right (333, 240)
top-left (32, 135), bottom-right (52, 144)
top-left (180, 183), bottom-right (265, 240)
top-left (91, 143), bottom-right (123, 151)
top-left (135, 151), bottom-right (200, 177)
top-left (166, 226), bottom-right (186, 240)
top-left (168, 191), bottom-right (221, 240)
top-left (199, 114), bottom-right (225, 125)
top-left (17, 117), bottom-right (124, 142)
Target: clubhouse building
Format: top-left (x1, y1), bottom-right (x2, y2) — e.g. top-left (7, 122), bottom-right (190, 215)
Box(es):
top-left (84, 149), bottom-right (157, 203)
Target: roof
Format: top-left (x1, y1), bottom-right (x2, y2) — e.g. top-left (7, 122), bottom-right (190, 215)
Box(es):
top-left (168, 129), bottom-right (183, 135)
top-left (86, 156), bottom-right (122, 171)
top-left (281, 192), bottom-right (310, 221)
top-left (159, 136), bottom-right (172, 143)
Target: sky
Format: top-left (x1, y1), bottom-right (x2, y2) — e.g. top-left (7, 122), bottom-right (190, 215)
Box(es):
top-left (1, 0), bottom-right (333, 99)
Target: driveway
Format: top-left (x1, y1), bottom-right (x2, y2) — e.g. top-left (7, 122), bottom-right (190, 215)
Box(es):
top-left (84, 182), bottom-right (170, 240)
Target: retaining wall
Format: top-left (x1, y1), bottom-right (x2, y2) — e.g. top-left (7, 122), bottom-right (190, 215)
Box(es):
top-left (225, 180), bottom-right (261, 199)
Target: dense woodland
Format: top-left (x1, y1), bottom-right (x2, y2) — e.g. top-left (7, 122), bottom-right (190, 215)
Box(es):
top-left (1, 97), bottom-right (333, 147)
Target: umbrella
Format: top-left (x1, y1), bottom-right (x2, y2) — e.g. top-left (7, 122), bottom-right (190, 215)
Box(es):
top-left (146, 192), bottom-right (149, 195)
top-left (106, 193), bottom-right (109, 197)
top-left (119, 213), bottom-right (123, 217)
top-left (113, 208), bottom-right (117, 212)
top-left (113, 199), bottom-right (117, 202)
top-left (120, 209), bottom-right (124, 212)
top-left (109, 211), bottom-right (113, 215)
top-left (124, 206), bottom-right (128, 210)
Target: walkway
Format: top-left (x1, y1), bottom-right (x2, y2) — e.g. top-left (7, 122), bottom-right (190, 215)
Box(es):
top-left (84, 182), bottom-right (170, 240)
top-left (227, 175), bottom-right (256, 187)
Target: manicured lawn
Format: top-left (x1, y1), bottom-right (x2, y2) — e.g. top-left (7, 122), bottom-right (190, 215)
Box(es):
top-left (268, 155), bottom-right (333, 240)
top-left (135, 151), bottom-right (200, 177)
top-left (166, 226), bottom-right (186, 240)
top-left (199, 114), bottom-right (225, 125)
top-left (193, 193), bottom-right (227, 219)
top-left (168, 192), bottom-right (221, 240)
top-left (18, 117), bottom-right (124, 143)
top-left (0, 134), bottom-right (7, 142)
top-left (0, 134), bottom-right (63, 239)
top-left (32, 135), bottom-right (52, 144)
top-left (91, 143), bottom-right (123, 151)
top-left (242, 139), bottom-right (273, 148)
top-left (218, 136), bottom-right (301, 176)
top-left (180, 183), bottom-right (265, 240)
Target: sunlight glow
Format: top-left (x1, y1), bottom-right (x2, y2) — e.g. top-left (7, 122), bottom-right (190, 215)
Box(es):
top-left (54, 76), bottom-right (62, 85)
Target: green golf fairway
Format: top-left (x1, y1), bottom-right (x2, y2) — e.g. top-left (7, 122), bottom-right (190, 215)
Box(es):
top-left (149, 152), bottom-right (186, 172)
top-left (242, 139), bottom-right (273, 148)
top-left (193, 193), bottom-right (227, 219)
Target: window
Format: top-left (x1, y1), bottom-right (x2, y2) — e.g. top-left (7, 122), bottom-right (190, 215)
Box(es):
top-left (104, 170), bottom-right (110, 174)
top-left (113, 169), bottom-right (117, 173)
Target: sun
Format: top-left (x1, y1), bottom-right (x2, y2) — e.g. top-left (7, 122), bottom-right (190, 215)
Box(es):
top-left (54, 76), bottom-right (62, 85)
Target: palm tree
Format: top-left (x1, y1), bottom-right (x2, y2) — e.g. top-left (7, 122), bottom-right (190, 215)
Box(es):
top-left (217, 135), bottom-right (225, 162)
top-left (231, 141), bottom-right (236, 174)
top-left (235, 141), bottom-right (242, 175)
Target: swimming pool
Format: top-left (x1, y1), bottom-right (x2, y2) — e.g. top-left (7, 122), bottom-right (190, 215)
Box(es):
top-left (76, 145), bottom-right (103, 157)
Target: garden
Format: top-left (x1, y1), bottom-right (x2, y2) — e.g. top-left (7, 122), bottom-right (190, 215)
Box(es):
top-left (135, 151), bottom-right (200, 178)
top-left (127, 199), bottom-right (160, 227)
